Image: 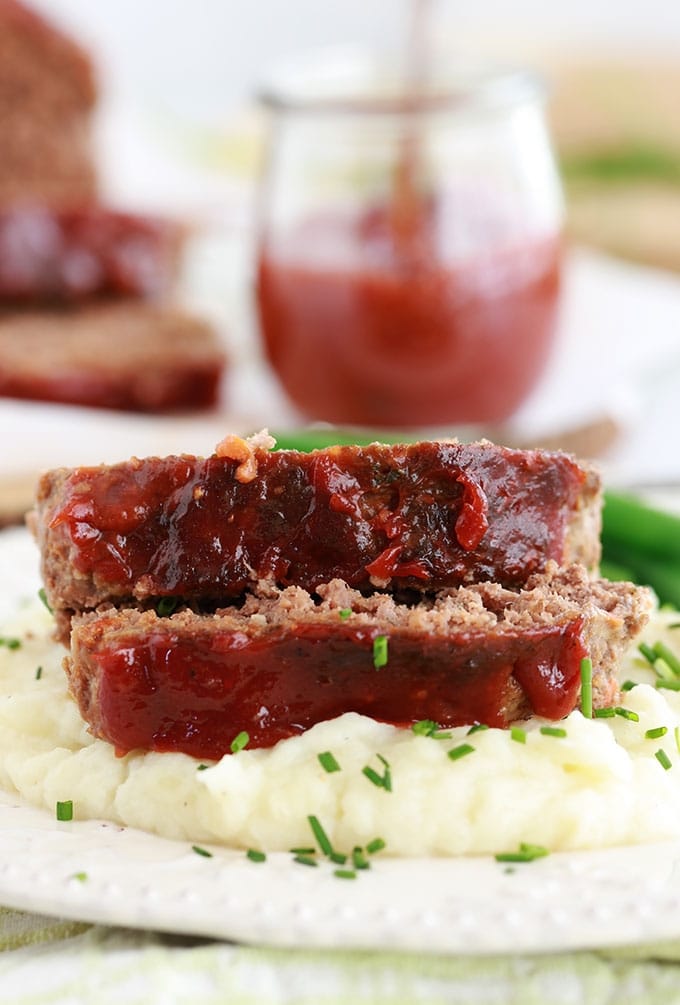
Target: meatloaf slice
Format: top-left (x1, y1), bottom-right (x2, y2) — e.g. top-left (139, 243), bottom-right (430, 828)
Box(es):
top-left (65, 564), bottom-right (652, 758)
top-left (0, 301), bottom-right (226, 412)
top-left (0, 0), bottom-right (97, 205)
top-left (34, 437), bottom-right (602, 640)
top-left (0, 206), bottom-right (182, 304)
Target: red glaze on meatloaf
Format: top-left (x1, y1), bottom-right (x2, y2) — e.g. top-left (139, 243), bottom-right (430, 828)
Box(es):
top-left (34, 437), bottom-right (602, 639)
top-left (66, 566), bottom-right (652, 758)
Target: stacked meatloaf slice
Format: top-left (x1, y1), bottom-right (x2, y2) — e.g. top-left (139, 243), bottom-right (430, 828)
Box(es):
top-left (32, 436), bottom-right (652, 758)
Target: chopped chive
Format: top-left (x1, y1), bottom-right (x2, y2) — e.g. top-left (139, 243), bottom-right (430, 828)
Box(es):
top-left (373, 635), bottom-right (388, 669)
top-left (495, 842), bottom-right (550, 863)
top-left (615, 707), bottom-right (640, 722)
top-left (467, 723), bottom-right (489, 736)
top-left (656, 679), bottom-right (680, 691)
top-left (654, 658), bottom-right (677, 682)
top-left (293, 854), bottom-right (318, 867)
top-left (196, 763), bottom-right (210, 771)
top-left (246, 849), bottom-right (267, 863)
top-left (580, 658), bottom-right (593, 718)
top-left (653, 642), bottom-right (680, 676)
top-left (230, 730), bottom-right (249, 754)
top-left (156, 596), bottom-right (178, 617)
top-left (317, 751), bottom-right (341, 774)
top-left (56, 800), bottom-right (73, 822)
top-left (510, 726), bottom-right (527, 744)
top-left (35, 665), bottom-right (43, 680)
top-left (352, 847), bottom-right (370, 870)
top-left (540, 726), bottom-right (567, 738)
top-left (362, 755), bottom-right (392, 791)
top-left (338, 608), bottom-right (352, 621)
top-left (330, 851), bottom-right (348, 865)
top-left (308, 815), bottom-right (333, 856)
top-left (448, 743), bottom-right (475, 762)
top-left (334, 869), bottom-right (357, 879)
top-left (38, 587), bottom-right (52, 613)
top-left (655, 749), bottom-right (673, 771)
top-left (412, 719), bottom-right (438, 736)
top-left (638, 642), bottom-right (658, 666)
top-left (621, 680), bottom-right (637, 692)
top-left (676, 726), bottom-right (680, 754)
top-left (192, 845), bottom-right (213, 858)
top-left (289, 847), bottom-right (316, 856)
top-left (594, 707), bottom-right (616, 718)
top-left (71, 872), bottom-right (87, 882)
top-left (366, 837), bottom-right (386, 855)
top-left (0, 637), bottom-right (21, 650)
top-left (646, 726), bottom-right (668, 740)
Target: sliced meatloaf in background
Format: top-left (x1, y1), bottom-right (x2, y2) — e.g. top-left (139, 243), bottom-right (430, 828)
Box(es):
top-left (0, 206), bottom-right (183, 304)
top-left (0, 301), bottom-right (226, 413)
top-left (33, 438), bottom-right (602, 642)
top-left (66, 563), bottom-right (652, 758)
top-left (0, 0), bottom-right (97, 206)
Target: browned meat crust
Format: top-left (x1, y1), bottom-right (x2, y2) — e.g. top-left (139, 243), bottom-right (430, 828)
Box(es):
top-left (0, 0), bottom-right (97, 206)
top-left (65, 564), bottom-right (652, 758)
top-left (33, 439), bottom-right (602, 642)
top-left (0, 301), bottom-right (226, 412)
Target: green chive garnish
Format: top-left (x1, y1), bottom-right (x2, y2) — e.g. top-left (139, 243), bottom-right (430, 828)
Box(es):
top-left (35, 666), bottom-right (42, 680)
top-left (621, 680), bottom-right (637, 692)
top-left (156, 596), bottom-right (178, 617)
top-left (646, 726), bottom-right (668, 740)
top-left (330, 851), bottom-right (348, 865)
top-left (447, 743), bottom-right (475, 761)
top-left (362, 754), bottom-right (392, 791)
top-left (338, 608), bottom-right (352, 621)
top-left (594, 707), bottom-right (616, 718)
top-left (655, 749), bottom-right (673, 771)
top-left (230, 730), bottom-right (249, 754)
top-left (412, 719), bottom-right (451, 739)
top-left (373, 635), bottom-right (388, 669)
top-left (56, 800), bottom-right (73, 822)
top-left (495, 842), bottom-right (550, 864)
top-left (71, 872), bottom-right (87, 882)
top-left (615, 707), bottom-right (639, 722)
top-left (192, 845), bottom-right (213, 858)
top-left (540, 726), bottom-right (567, 738)
top-left (318, 751), bottom-right (341, 773)
top-left (580, 657), bottom-right (593, 718)
top-left (675, 726), bottom-right (680, 754)
top-left (246, 849), bottom-right (266, 863)
top-left (653, 642), bottom-right (680, 676)
top-left (656, 679), bottom-right (680, 691)
top-left (293, 854), bottom-right (318, 867)
top-left (289, 847), bottom-right (316, 856)
top-left (0, 637), bottom-right (21, 650)
top-left (510, 726), bottom-right (526, 744)
top-left (366, 837), bottom-right (386, 855)
top-left (334, 869), bottom-right (357, 880)
top-left (308, 815), bottom-right (333, 856)
top-left (352, 847), bottom-right (370, 870)
top-left (467, 723), bottom-right (489, 736)
top-left (196, 763), bottom-right (209, 771)
top-left (638, 642), bottom-right (658, 666)
top-left (38, 587), bottom-right (52, 613)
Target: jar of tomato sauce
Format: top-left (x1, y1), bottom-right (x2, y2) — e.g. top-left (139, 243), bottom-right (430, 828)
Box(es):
top-left (255, 53), bottom-right (564, 428)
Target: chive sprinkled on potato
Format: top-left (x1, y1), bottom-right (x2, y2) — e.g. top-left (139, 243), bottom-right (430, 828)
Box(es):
top-left (580, 657), bottom-right (593, 718)
top-left (230, 730), bottom-right (249, 754)
top-left (372, 635), bottom-right (388, 669)
top-left (317, 751), bottom-right (341, 773)
top-left (56, 800), bottom-right (73, 822)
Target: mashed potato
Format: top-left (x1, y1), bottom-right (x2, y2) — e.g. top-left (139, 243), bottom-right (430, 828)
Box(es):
top-left (2, 594), bottom-right (680, 857)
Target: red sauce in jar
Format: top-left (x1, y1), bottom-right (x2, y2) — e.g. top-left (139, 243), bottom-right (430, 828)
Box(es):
top-left (257, 207), bottom-right (561, 427)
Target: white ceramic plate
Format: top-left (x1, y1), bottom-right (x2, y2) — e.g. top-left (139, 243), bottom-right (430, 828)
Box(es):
top-left (2, 526), bottom-right (680, 955)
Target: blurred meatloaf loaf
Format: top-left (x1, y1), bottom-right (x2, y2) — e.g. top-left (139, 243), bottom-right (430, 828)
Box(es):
top-left (0, 0), bottom-right (96, 206)
top-left (0, 205), bottom-right (183, 304)
top-left (66, 565), bottom-right (652, 757)
top-left (33, 436), bottom-right (602, 641)
top-left (0, 301), bottom-right (226, 412)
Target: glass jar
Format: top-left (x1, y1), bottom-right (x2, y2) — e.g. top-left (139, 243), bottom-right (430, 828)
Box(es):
top-left (254, 51), bottom-right (564, 429)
